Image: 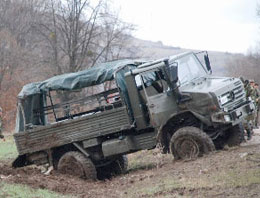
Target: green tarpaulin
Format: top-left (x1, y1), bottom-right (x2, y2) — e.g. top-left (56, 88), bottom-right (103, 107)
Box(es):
top-left (16, 59), bottom-right (143, 132)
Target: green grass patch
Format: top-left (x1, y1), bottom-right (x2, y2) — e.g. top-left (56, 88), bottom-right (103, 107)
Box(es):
top-left (176, 163), bottom-right (260, 190)
top-left (127, 158), bottom-right (260, 198)
top-left (0, 135), bottom-right (18, 161)
top-left (130, 178), bottom-right (183, 197)
top-left (220, 168), bottom-right (260, 187)
top-left (128, 150), bottom-right (157, 172)
top-left (0, 182), bottom-right (72, 198)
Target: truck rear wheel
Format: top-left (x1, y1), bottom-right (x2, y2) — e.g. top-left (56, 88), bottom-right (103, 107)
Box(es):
top-left (57, 151), bottom-right (97, 180)
top-left (170, 127), bottom-right (215, 160)
top-left (225, 123), bottom-right (245, 147)
top-left (97, 155), bottom-right (128, 179)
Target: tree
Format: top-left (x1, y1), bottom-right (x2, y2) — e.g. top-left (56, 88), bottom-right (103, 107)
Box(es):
top-left (34, 0), bottom-right (135, 75)
top-left (0, 0), bottom-right (47, 131)
top-left (0, 0), bottom-right (137, 131)
top-left (0, 0), bottom-right (44, 90)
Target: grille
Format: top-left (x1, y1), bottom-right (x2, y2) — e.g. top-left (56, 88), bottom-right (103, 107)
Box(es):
top-left (219, 81), bottom-right (246, 111)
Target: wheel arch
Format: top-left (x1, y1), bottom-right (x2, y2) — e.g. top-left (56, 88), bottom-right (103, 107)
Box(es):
top-left (157, 110), bottom-right (202, 153)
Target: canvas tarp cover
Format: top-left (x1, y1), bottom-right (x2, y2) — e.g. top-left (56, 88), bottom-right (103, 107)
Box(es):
top-left (16, 59), bottom-right (141, 132)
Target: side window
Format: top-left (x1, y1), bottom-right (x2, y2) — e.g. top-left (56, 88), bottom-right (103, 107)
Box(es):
top-left (140, 70), bottom-right (169, 97)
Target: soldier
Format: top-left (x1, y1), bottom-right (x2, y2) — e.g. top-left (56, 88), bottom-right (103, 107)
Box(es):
top-left (243, 79), bottom-right (255, 140)
top-left (0, 107), bottom-right (4, 139)
top-left (253, 82), bottom-right (260, 128)
top-left (244, 79), bottom-right (253, 98)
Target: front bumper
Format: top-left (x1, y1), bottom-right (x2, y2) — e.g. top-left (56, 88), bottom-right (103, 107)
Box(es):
top-left (211, 101), bottom-right (255, 126)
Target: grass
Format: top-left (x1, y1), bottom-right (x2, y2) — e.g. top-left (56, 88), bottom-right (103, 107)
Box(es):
top-left (126, 149), bottom-right (260, 198)
top-left (0, 134), bottom-right (18, 161)
top-left (128, 177), bottom-right (184, 198)
top-left (0, 182), bottom-right (71, 198)
top-left (219, 167), bottom-right (260, 187)
top-left (127, 149), bottom-right (173, 172)
top-left (127, 168), bottom-right (260, 198)
top-left (0, 134), bottom-right (75, 198)
top-left (127, 150), bottom-right (157, 172)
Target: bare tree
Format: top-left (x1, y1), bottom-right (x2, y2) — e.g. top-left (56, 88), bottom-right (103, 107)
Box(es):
top-left (34, 0), bottom-right (135, 74)
top-left (0, 0), bottom-right (46, 131)
top-left (0, 0), bottom-right (43, 90)
top-left (0, 0), bottom-right (137, 130)
top-left (225, 52), bottom-right (260, 83)
top-left (90, 7), bottom-right (135, 65)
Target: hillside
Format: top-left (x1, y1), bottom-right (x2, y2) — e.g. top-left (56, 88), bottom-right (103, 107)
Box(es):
top-left (129, 37), bottom-right (244, 76)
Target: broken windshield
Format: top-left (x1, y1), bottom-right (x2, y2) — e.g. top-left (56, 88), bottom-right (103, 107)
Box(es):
top-left (176, 54), bottom-right (207, 85)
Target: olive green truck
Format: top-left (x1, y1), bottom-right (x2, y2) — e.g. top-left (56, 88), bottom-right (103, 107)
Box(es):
top-left (13, 51), bottom-right (255, 179)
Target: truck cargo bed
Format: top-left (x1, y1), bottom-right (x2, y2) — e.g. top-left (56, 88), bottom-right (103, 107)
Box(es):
top-left (14, 107), bottom-right (131, 155)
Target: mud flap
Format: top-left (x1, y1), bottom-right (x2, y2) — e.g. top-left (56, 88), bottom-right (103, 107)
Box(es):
top-left (12, 155), bottom-right (32, 168)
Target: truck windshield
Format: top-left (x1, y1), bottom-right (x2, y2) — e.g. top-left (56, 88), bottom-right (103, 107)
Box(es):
top-left (176, 54), bottom-right (207, 85)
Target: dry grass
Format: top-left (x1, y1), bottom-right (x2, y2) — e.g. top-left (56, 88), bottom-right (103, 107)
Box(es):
top-left (0, 134), bottom-right (18, 161)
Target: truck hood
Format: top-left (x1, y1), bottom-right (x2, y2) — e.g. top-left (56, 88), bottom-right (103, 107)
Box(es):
top-left (180, 75), bottom-right (246, 111)
top-left (180, 76), bottom-right (241, 94)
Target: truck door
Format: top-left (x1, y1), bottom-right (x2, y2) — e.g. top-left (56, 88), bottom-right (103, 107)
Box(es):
top-left (138, 70), bottom-right (178, 128)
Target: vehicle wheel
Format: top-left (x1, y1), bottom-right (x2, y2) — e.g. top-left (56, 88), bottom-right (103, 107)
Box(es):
top-left (97, 155), bottom-right (128, 179)
top-left (57, 151), bottom-right (97, 180)
top-left (170, 127), bottom-right (215, 160)
top-left (112, 155), bottom-right (128, 175)
top-left (225, 123), bottom-right (245, 147)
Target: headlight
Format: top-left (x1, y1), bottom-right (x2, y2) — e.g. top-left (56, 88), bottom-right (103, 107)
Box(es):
top-left (218, 92), bottom-right (234, 106)
top-left (219, 95), bottom-right (231, 105)
top-left (224, 115), bottom-right (231, 122)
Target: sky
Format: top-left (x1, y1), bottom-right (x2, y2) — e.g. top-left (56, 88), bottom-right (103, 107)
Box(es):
top-left (115, 0), bottom-right (260, 53)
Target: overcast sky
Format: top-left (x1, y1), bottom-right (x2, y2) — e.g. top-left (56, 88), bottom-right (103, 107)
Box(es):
top-left (115, 0), bottom-right (260, 53)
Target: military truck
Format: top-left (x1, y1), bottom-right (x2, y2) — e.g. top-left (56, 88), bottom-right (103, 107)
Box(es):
top-left (13, 51), bottom-right (255, 180)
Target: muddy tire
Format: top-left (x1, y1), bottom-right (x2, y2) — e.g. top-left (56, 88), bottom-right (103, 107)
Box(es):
top-left (97, 155), bottom-right (128, 179)
top-left (57, 151), bottom-right (97, 180)
top-left (170, 127), bottom-right (215, 160)
top-left (112, 155), bottom-right (128, 174)
top-left (225, 123), bottom-right (245, 147)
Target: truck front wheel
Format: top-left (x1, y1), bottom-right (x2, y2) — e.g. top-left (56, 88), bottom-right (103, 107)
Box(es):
top-left (57, 151), bottom-right (97, 180)
top-left (170, 127), bottom-right (215, 160)
top-left (225, 123), bottom-right (245, 147)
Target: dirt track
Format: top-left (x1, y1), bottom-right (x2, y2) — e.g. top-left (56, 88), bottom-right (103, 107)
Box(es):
top-left (1, 131), bottom-right (260, 198)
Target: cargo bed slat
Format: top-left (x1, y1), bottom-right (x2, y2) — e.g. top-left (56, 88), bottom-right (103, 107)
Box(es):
top-left (14, 107), bottom-right (131, 155)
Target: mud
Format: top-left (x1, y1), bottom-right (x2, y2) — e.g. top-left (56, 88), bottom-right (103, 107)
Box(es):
top-left (1, 131), bottom-right (260, 198)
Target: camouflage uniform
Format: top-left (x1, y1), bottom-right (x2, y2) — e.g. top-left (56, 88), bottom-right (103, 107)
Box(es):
top-left (243, 80), bottom-right (255, 140)
top-left (253, 84), bottom-right (260, 128)
top-left (0, 107), bottom-right (3, 139)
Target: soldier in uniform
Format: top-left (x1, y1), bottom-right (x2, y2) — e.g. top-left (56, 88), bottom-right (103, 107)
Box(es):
top-left (0, 107), bottom-right (4, 139)
top-left (243, 79), bottom-right (255, 140)
top-left (253, 82), bottom-right (260, 128)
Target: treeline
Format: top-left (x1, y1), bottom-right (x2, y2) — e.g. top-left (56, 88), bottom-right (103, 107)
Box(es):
top-left (226, 52), bottom-right (260, 83)
top-left (0, 0), bottom-right (137, 131)
top-left (225, 5), bottom-right (260, 82)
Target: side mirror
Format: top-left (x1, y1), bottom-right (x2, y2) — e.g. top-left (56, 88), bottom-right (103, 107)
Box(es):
top-left (164, 60), bottom-right (178, 87)
top-left (204, 53), bottom-right (212, 74)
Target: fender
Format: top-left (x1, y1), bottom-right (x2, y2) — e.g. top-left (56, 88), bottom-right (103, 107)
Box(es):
top-left (156, 110), bottom-right (211, 146)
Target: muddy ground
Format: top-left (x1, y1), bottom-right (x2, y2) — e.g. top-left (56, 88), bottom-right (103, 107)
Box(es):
top-left (1, 131), bottom-right (260, 198)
